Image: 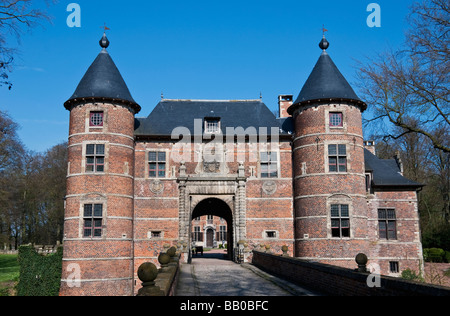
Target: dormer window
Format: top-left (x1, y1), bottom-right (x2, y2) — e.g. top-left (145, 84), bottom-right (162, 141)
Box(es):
top-left (90, 111), bottom-right (104, 127)
top-left (205, 118), bottom-right (221, 134)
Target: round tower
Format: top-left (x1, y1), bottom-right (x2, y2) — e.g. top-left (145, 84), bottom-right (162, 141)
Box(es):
top-left (288, 36), bottom-right (369, 269)
top-left (60, 34), bottom-right (140, 296)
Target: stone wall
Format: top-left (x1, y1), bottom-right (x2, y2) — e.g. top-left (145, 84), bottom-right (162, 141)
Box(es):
top-left (1, 244), bottom-right (60, 255)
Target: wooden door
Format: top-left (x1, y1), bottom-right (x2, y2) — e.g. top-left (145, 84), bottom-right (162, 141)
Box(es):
top-left (206, 229), bottom-right (214, 248)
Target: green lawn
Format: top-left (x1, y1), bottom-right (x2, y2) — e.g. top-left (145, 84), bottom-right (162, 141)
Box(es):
top-left (0, 254), bottom-right (19, 296)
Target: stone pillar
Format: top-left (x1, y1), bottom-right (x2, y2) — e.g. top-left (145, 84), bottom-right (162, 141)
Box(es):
top-left (178, 162), bottom-right (189, 263)
top-left (236, 163), bottom-right (247, 261)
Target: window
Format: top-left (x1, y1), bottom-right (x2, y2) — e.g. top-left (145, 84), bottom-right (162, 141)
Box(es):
top-left (205, 118), bottom-right (221, 134)
top-left (331, 204), bottom-right (350, 238)
top-left (378, 209), bottom-right (397, 240)
top-left (86, 144), bottom-right (105, 173)
top-left (329, 112), bottom-right (343, 127)
top-left (389, 261), bottom-right (399, 273)
top-left (261, 152), bottom-right (278, 178)
top-left (151, 231), bottom-right (162, 238)
top-left (192, 226), bottom-right (202, 242)
top-left (218, 226), bottom-right (227, 242)
top-left (90, 111), bottom-right (104, 127)
top-left (266, 231), bottom-right (277, 238)
top-left (83, 204), bottom-right (103, 238)
top-left (148, 151), bottom-right (166, 178)
top-left (328, 144), bottom-right (347, 172)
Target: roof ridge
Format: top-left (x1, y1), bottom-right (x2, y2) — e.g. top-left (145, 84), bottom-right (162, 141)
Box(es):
top-left (161, 99), bottom-right (262, 103)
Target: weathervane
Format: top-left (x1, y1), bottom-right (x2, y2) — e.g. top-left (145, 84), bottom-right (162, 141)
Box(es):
top-left (99, 24), bottom-right (110, 49)
top-left (101, 23), bottom-right (110, 33)
top-left (319, 25), bottom-right (330, 50)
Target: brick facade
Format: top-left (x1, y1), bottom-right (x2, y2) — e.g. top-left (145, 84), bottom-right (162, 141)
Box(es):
top-left (292, 103), bottom-right (370, 267)
top-left (60, 35), bottom-right (423, 296)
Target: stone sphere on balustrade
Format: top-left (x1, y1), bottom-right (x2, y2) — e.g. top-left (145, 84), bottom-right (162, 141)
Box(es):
top-left (137, 262), bottom-right (158, 283)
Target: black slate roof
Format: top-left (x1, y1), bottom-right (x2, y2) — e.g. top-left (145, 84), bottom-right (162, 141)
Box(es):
top-left (364, 149), bottom-right (423, 188)
top-left (135, 99), bottom-right (290, 137)
top-left (288, 38), bottom-right (367, 114)
top-left (64, 35), bottom-right (140, 113)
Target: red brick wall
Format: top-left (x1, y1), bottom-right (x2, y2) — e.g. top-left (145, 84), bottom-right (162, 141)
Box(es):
top-left (252, 251), bottom-right (450, 296)
top-left (366, 189), bottom-right (424, 276)
top-left (291, 103), bottom-right (370, 268)
top-left (132, 139), bottom-right (295, 270)
top-left (61, 102), bottom-right (135, 296)
top-left (61, 97), bottom-right (424, 295)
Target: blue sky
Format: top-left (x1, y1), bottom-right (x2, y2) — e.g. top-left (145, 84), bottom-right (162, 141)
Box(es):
top-left (0, 0), bottom-right (416, 153)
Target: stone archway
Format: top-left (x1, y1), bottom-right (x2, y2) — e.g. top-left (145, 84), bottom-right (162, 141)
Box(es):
top-left (177, 167), bottom-right (247, 263)
top-left (191, 197), bottom-right (234, 259)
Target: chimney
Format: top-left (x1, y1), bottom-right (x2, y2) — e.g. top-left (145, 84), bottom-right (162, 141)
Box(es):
top-left (394, 151), bottom-right (404, 176)
top-left (364, 140), bottom-right (376, 155)
top-left (278, 95), bottom-right (293, 118)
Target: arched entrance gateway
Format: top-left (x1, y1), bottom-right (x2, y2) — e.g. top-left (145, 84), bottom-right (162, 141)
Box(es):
top-left (191, 198), bottom-right (233, 259)
top-left (177, 162), bottom-right (247, 263)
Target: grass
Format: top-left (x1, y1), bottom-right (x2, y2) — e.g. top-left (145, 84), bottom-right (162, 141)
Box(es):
top-left (0, 254), bottom-right (20, 296)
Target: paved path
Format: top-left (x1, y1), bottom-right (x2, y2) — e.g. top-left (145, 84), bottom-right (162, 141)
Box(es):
top-left (175, 249), bottom-right (318, 296)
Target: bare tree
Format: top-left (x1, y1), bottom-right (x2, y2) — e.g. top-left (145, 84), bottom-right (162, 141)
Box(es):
top-left (0, 0), bottom-right (55, 89)
top-left (357, 0), bottom-right (449, 153)
top-left (0, 110), bottom-right (24, 171)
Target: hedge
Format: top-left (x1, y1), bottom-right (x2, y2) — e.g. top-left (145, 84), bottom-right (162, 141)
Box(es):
top-left (423, 248), bottom-right (450, 263)
top-left (16, 245), bottom-right (63, 296)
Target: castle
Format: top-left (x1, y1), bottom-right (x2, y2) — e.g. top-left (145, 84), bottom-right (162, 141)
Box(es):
top-left (60, 33), bottom-right (424, 296)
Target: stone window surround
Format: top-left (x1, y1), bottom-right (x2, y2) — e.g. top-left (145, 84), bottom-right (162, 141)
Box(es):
top-left (79, 194), bottom-right (107, 240)
top-left (258, 150), bottom-right (280, 179)
top-left (81, 141), bottom-right (109, 174)
top-left (326, 195), bottom-right (353, 239)
top-left (378, 208), bottom-right (398, 240)
top-left (85, 106), bottom-right (109, 132)
top-left (263, 230), bottom-right (279, 239)
top-left (145, 148), bottom-right (170, 179)
top-left (323, 141), bottom-right (351, 174)
top-left (147, 230), bottom-right (164, 240)
top-left (324, 106), bottom-right (348, 134)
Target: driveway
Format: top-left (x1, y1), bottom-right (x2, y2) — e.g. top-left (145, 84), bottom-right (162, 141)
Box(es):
top-left (175, 249), bottom-right (318, 296)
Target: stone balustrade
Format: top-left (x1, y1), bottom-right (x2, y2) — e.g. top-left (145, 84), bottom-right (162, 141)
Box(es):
top-left (136, 246), bottom-right (181, 296)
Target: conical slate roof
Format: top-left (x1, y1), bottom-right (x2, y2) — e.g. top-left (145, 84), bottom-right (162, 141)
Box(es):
top-left (64, 34), bottom-right (141, 113)
top-left (288, 36), bottom-right (366, 114)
